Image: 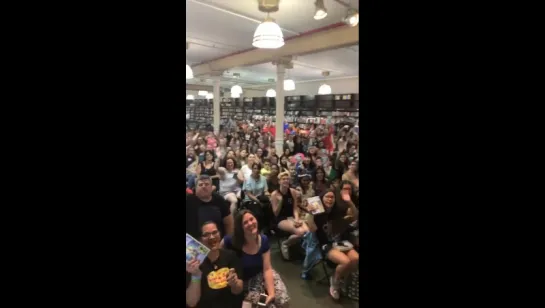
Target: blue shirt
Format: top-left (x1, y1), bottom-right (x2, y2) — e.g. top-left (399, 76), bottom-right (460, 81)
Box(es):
top-left (223, 234), bottom-right (270, 280)
top-left (243, 175), bottom-right (268, 202)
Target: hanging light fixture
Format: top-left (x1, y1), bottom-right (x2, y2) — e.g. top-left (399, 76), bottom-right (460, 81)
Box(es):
top-left (186, 95), bottom-right (195, 100)
top-left (206, 93), bottom-right (214, 99)
top-left (314, 0), bottom-right (328, 20)
top-left (186, 43), bottom-right (193, 79)
top-left (344, 8), bottom-right (359, 27)
top-left (253, 14), bottom-right (284, 49)
top-left (284, 79), bottom-right (295, 91)
top-left (231, 92), bottom-right (241, 98)
top-left (318, 71), bottom-right (332, 94)
top-left (318, 84), bottom-right (332, 94)
top-left (266, 89), bottom-right (276, 97)
top-left (231, 85), bottom-right (242, 95)
top-left (198, 90), bottom-right (208, 96)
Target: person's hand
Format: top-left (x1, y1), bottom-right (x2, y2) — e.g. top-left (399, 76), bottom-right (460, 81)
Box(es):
top-left (341, 190), bottom-right (352, 202)
top-left (294, 219), bottom-right (303, 228)
top-left (186, 258), bottom-right (202, 277)
top-left (265, 294), bottom-right (275, 306)
top-left (226, 268), bottom-right (238, 287)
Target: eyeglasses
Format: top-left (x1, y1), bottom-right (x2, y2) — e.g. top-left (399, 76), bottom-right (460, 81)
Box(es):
top-left (202, 230), bottom-right (219, 239)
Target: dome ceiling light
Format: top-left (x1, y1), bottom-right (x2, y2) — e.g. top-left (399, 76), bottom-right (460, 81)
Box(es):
top-left (314, 0), bottom-right (328, 20)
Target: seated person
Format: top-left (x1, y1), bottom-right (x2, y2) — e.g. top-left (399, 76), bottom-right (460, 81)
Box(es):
top-left (222, 210), bottom-right (290, 308)
top-left (218, 157), bottom-right (242, 215)
top-left (266, 164), bottom-right (280, 194)
top-left (295, 173), bottom-right (316, 221)
top-left (186, 221), bottom-right (244, 308)
top-left (271, 172), bottom-right (309, 260)
top-left (305, 189), bottom-right (359, 300)
top-left (242, 162), bottom-right (269, 203)
top-left (260, 159), bottom-right (272, 177)
top-left (341, 160), bottom-right (359, 192)
top-left (186, 175), bottom-right (234, 239)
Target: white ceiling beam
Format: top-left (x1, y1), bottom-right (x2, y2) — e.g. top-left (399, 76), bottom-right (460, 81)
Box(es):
top-left (191, 25), bottom-right (358, 77)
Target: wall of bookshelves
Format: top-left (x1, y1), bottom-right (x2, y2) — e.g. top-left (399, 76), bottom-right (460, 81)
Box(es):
top-left (217, 93), bottom-right (359, 127)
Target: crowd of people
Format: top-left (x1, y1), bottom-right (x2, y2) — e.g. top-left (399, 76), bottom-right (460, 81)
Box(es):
top-left (186, 119), bottom-right (360, 307)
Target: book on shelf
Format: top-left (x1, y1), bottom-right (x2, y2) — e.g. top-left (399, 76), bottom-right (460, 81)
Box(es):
top-left (186, 233), bottom-right (210, 264)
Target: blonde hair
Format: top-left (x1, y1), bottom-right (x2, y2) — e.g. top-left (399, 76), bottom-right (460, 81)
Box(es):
top-left (278, 171), bottom-right (290, 180)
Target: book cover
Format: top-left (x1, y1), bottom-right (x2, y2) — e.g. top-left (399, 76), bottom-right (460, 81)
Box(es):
top-left (186, 233), bottom-right (210, 264)
top-left (306, 196), bottom-right (325, 215)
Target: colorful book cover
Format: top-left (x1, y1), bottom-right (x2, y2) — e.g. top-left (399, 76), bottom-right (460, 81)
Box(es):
top-left (186, 233), bottom-right (210, 264)
top-left (306, 196), bottom-right (325, 215)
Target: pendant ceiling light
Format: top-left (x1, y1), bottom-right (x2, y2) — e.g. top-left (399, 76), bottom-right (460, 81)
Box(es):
top-left (314, 0), bottom-right (328, 20)
top-left (231, 93), bottom-right (241, 98)
top-left (186, 95), bottom-right (195, 100)
top-left (206, 93), bottom-right (214, 99)
top-left (344, 8), bottom-right (359, 27)
top-left (284, 79), bottom-right (295, 91)
top-left (231, 85), bottom-right (243, 95)
top-left (318, 71), bottom-right (331, 94)
top-left (253, 15), bottom-right (284, 49)
top-left (266, 89), bottom-right (276, 97)
top-left (198, 90), bottom-right (208, 96)
top-left (318, 84), bottom-right (332, 95)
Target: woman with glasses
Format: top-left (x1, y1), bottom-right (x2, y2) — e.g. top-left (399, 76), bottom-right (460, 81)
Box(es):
top-left (186, 221), bottom-right (244, 308)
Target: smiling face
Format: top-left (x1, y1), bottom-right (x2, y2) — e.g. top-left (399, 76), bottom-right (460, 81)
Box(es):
top-left (205, 151), bottom-right (214, 162)
top-left (322, 191), bottom-right (335, 209)
top-left (300, 176), bottom-right (310, 188)
top-left (281, 156), bottom-right (288, 165)
top-left (284, 149), bottom-right (290, 156)
top-left (316, 169), bottom-right (325, 180)
top-left (240, 150), bottom-right (247, 158)
top-left (270, 164), bottom-right (279, 176)
top-left (226, 158), bottom-right (235, 170)
top-left (349, 161), bottom-right (357, 171)
top-left (247, 154), bottom-right (256, 165)
top-left (257, 148), bottom-right (263, 157)
top-left (252, 163), bottom-right (261, 176)
top-left (242, 212), bottom-right (258, 235)
top-left (201, 222), bottom-right (221, 250)
top-left (279, 174), bottom-right (290, 188)
top-left (340, 154), bottom-right (347, 162)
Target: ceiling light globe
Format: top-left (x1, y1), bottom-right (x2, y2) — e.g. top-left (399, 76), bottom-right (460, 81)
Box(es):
top-left (186, 95), bottom-right (195, 100)
top-left (231, 85), bottom-right (243, 94)
top-left (314, 9), bottom-right (327, 20)
top-left (318, 84), bottom-right (332, 95)
top-left (266, 89), bottom-right (277, 97)
top-left (253, 18), bottom-right (284, 49)
top-left (284, 79), bottom-right (295, 91)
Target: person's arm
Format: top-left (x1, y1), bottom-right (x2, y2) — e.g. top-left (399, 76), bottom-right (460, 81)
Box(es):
top-left (192, 132), bottom-right (199, 141)
top-left (186, 260), bottom-right (202, 307)
top-left (291, 188), bottom-right (300, 221)
top-left (270, 191), bottom-right (282, 217)
top-left (237, 168), bottom-right (245, 182)
top-left (227, 253), bottom-right (244, 295)
top-left (244, 182), bottom-right (260, 203)
top-left (195, 163), bottom-right (201, 176)
top-left (261, 250), bottom-right (276, 304)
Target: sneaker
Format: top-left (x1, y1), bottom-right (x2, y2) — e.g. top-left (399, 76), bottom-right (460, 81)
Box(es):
top-left (281, 241), bottom-right (290, 260)
top-left (329, 276), bottom-right (340, 300)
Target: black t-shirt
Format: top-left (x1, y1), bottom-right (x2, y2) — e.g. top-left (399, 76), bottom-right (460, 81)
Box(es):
top-left (186, 194), bottom-right (230, 239)
top-left (186, 249), bottom-right (243, 308)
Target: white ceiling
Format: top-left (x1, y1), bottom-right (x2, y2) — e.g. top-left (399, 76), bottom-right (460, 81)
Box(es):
top-left (186, 0), bottom-right (359, 89)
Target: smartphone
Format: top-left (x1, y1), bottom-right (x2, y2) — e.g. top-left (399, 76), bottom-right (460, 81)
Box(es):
top-left (257, 293), bottom-right (268, 306)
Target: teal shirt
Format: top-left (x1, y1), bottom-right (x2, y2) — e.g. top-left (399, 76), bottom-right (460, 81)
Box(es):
top-left (243, 175), bottom-right (268, 202)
